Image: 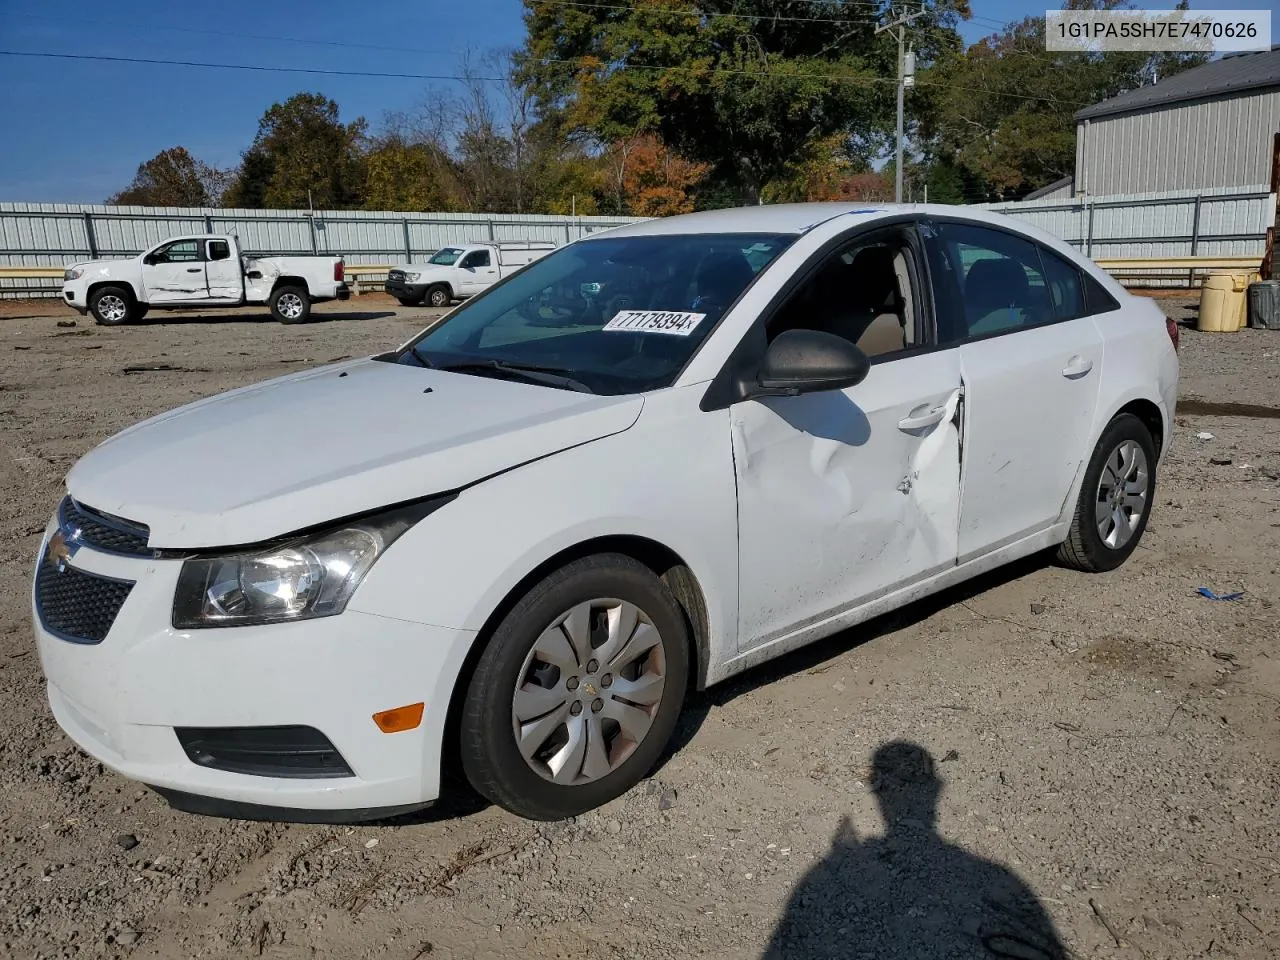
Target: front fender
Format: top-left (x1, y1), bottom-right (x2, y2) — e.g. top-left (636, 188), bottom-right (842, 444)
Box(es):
top-left (349, 384), bottom-right (740, 681)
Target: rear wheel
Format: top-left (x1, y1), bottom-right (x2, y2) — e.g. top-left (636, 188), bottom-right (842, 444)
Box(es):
top-left (427, 285), bottom-right (451, 308)
top-left (1057, 413), bottom-right (1156, 572)
top-left (460, 554), bottom-right (690, 821)
top-left (270, 286), bottom-right (310, 324)
top-left (89, 286), bottom-right (135, 326)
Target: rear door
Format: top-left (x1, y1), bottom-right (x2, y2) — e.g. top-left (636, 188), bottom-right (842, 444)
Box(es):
top-left (204, 238), bottom-right (242, 301)
top-left (922, 218), bottom-right (1103, 560)
top-left (141, 239), bottom-right (206, 304)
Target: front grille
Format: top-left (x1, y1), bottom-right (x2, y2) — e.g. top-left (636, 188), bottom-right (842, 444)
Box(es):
top-left (175, 726), bottom-right (355, 779)
top-left (388, 269), bottom-right (405, 282)
top-left (60, 496), bottom-right (152, 557)
top-left (35, 561), bottom-right (134, 644)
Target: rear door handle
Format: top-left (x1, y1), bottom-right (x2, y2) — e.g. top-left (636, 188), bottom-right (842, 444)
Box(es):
top-left (898, 404), bottom-right (948, 431)
top-left (1061, 355), bottom-right (1093, 379)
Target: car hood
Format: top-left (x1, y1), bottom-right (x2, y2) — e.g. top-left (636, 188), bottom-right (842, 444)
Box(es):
top-left (65, 358), bottom-right (643, 549)
top-left (395, 263), bottom-right (455, 278)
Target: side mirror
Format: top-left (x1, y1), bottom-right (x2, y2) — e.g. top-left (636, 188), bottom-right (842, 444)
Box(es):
top-left (142, 254), bottom-right (157, 266)
top-left (749, 329), bottom-right (870, 398)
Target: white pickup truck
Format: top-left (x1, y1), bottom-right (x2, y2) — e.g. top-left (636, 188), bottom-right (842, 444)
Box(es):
top-left (62, 234), bottom-right (349, 325)
top-left (384, 241), bottom-right (556, 307)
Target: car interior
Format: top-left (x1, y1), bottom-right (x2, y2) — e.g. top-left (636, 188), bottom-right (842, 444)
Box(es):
top-left (769, 238), bottom-right (917, 357)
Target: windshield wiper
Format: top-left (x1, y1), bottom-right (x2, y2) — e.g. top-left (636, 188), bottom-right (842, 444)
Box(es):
top-left (436, 359), bottom-right (595, 394)
top-left (406, 343), bottom-right (434, 368)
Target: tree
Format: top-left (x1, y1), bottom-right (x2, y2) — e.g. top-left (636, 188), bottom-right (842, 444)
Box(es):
top-left (518, 0), bottom-right (969, 203)
top-left (603, 134), bottom-right (708, 216)
top-left (225, 93), bottom-right (367, 209)
top-left (363, 135), bottom-right (457, 211)
top-left (918, 1), bottom-right (1208, 199)
top-left (107, 146), bottom-right (231, 207)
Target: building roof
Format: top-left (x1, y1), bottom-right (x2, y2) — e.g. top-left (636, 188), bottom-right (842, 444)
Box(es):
top-left (1023, 176), bottom-right (1074, 200)
top-left (1076, 46), bottom-right (1280, 121)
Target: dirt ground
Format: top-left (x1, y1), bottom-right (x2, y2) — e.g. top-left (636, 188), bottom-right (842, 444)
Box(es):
top-left (1, 294), bottom-right (1277, 960)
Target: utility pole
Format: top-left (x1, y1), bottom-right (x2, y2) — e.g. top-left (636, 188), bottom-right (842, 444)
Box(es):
top-left (877, 5), bottom-right (925, 203)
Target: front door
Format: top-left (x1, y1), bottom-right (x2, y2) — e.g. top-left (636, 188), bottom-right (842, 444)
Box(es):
top-left (922, 219), bottom-right (1104, 560)
top-left (732, 227), bottom-right (963, 652)
top-left (458, 249), bottom-right (498, 295)
top-left (141, 238), bottom-right (206, 304)
top-left (204, 238), bottom-right (242, 301)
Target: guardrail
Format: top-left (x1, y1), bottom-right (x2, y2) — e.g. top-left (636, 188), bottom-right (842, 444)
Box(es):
top-left (1, 256), bottom-right (1265, 301)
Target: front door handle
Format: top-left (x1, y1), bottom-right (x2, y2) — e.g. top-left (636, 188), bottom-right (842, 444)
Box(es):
top-left (185, 267), bottom-right (202, 273)
top-left (1062, 355), bottom-right (1093, 378)
top-left (898, 404), bottom-right (948, 431)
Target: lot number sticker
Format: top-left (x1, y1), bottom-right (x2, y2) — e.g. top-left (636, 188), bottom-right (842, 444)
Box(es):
top-left (602, 310), bottom-right (707, 336)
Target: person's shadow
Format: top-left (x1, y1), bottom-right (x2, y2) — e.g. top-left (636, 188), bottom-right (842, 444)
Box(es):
top-left (763, 742), bottom-right (1067, 960)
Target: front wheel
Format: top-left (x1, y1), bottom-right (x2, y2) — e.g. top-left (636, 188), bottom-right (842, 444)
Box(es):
top-left (89, 286), bottom-right (136, 326)
top-left (426, 285), bottom-right (451, 308)
top-left (460, 554), bottom-right (690, 821)
top-left (270, 285), bottom-right (311, 324)
top-left (1057, 412), bottom-right (1157, 572)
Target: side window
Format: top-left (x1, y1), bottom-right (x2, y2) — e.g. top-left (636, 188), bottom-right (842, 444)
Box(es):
top-left (1039, 247), bottom-right (1086, 321)
top-left (463, 250), bottom-right (491, 268)
top-left (929, 223), bottom-right (1053, 342)
top-left (1083, 271), bottom-right (1121, 315)
top-left (767, 236), bottom-right (919, 359)
top-left (152, 239), bottom-right (201, 264)
top-left (207, 240), bottom-right (231, 262)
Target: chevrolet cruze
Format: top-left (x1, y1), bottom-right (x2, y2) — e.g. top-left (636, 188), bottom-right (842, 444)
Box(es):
top-left (33, 204), bottom-right (1178, 821)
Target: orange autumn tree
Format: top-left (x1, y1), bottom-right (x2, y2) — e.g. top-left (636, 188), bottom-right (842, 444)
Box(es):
top-left (604, 134), bottom-right (709, 217)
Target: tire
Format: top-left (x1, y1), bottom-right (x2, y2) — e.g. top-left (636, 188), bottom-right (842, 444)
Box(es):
top-left (1057, 412), bottom-right (1157, 573)
top-left (270, 285), bottom-right (311, 324)
top-left (427, 285), bottom-right (451, 308)
top-left (460, 554), bottom-right (690, 821)
top-left (88, 286), bottom-right (135, 326)
top-left (134, 305), bottom-right (149, 321)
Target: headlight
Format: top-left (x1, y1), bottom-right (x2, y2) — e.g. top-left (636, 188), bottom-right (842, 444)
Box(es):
top-left (404, 272), bottom-right (420, 281)
top-left (64, 268), bottom-right (84, 281)
top-left (171, 497), bottom-right (452, 628)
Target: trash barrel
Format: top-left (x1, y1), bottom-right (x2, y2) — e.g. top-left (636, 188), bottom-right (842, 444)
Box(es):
top-left (1197, 272), bottom-right (1236, 332)
top-left (1248, 279), bottom-right (1280, 330)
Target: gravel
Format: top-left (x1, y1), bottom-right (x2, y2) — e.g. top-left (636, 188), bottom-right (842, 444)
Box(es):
top-left (0, 295), bottom-right (1277, 959)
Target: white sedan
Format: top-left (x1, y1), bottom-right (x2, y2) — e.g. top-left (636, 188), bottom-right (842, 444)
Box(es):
top-left (32, 203), bottom-right (1178, 822)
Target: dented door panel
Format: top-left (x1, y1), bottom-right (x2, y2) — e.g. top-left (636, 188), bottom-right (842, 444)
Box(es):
top-left (955, 317), bottom-right (1104, 559)
top-left (732, 350), bottom-right (964, 652)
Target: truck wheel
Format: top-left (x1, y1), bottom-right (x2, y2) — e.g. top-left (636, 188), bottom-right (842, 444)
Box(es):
top-left (427, 285), bottom-right (451, 308)
top-left (271, 286), bottom-right (311, 324)
top-left (89, 286), bottom-right (135, 326)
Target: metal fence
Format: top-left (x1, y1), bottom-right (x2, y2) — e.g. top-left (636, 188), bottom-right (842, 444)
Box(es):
top-left (3, 185), bottom-right (1275, 297)
top-left (0, 203), bottom-right (642, 297)
top-left (979, 184), bottom-right (1276, 261)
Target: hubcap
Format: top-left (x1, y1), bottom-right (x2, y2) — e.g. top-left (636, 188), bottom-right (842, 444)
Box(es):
top-left (431, 290), bottom-right (447, 306)
top-left (279, 293), bottom-right (303, 319)
top-left (98, 295), bottom-right (126, 322)
top-left (512, 598), bottom-right (666, 786)
top-left (1095, 439), bottom-right (1149, 549)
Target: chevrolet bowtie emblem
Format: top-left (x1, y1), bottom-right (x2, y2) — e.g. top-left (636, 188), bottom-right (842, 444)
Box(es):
top-left (45, 528), bottom-right (81, 573)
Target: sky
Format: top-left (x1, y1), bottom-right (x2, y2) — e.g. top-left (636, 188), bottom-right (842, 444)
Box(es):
top-left (0, 0), bottom-right (1273, 203)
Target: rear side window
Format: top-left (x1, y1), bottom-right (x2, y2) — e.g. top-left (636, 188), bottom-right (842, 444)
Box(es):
top-left (1083, 271), bottom-right (1121, 314)
top-left (1039, 248), bottom-right (1086, 321)
top-left (926, 222), bottom-right (1054, 343)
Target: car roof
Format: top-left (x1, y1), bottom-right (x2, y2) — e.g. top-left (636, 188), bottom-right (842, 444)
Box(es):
top-left (587, 202), bottom-right (1040, 239)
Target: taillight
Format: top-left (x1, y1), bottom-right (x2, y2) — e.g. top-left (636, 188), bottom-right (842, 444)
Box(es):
top-left (1165, 316), bottom-right (1180, 351)
top-left (334, 260), bottom-right (345, 282)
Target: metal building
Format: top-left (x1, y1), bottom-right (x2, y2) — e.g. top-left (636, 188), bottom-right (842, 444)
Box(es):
top-left (1073, 46), bottom-right (1280, 197)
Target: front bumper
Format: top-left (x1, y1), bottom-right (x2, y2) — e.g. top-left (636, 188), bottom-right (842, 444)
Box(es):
top-left (62, 283), bottom-right (88, 314)
top-left (32, 519), bottom-right (475, 820)
top-left (385, 279), bottom-right (428, 301)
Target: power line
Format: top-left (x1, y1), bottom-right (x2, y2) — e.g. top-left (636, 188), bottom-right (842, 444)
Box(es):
top-left (529, 0), bottom-right (888, 27)
top-left (0, 48), bottom-right (1088, 104)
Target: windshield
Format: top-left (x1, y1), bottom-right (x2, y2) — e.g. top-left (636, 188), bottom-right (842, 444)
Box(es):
top-left (429, 247), bottom-right (464, 265)
top-left (391, 233), bottom-right (794, 395)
